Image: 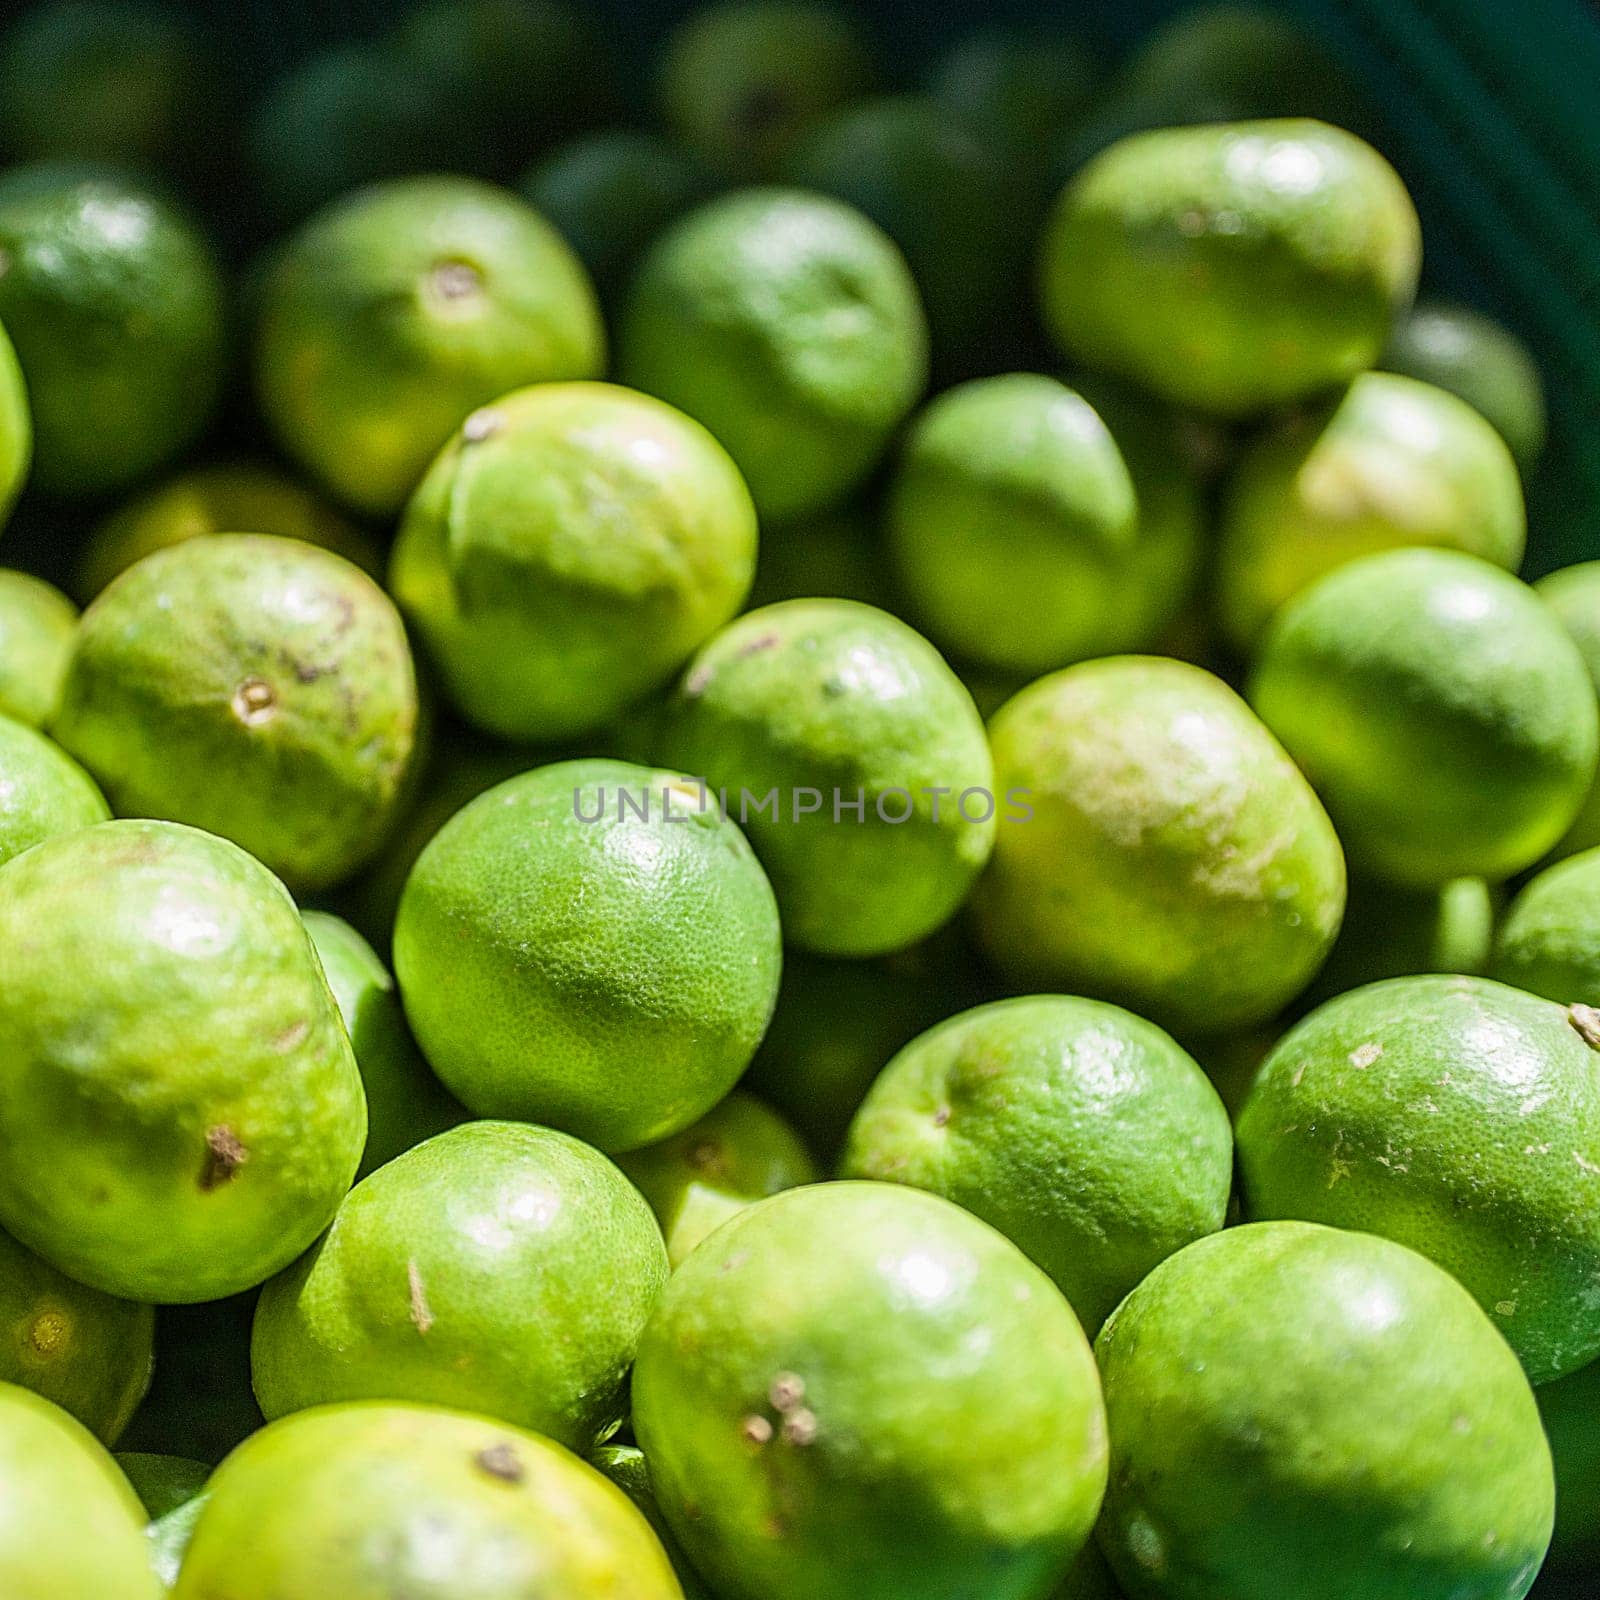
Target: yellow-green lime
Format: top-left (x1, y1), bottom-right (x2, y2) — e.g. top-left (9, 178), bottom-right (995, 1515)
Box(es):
top-left (0, 571), bottom-right (75, 726)
top-left (0, 713), bottom-right (107, 866)
top-left (591, 1442), bottom-right (711, 1598)
top-left (1492, 847), bottom-right (1600, 1006)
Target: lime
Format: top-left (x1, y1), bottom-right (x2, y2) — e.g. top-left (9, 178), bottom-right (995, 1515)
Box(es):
top-left (394, 759), bottom-right (781, 1152)
top-left (78, 462), bottom-right (378, 601)
top-left (0, 819), bottom-right (366, 1303)
top-left (0, 165), bottom-right (225, 497)
top-left (591, 1443), bottom-right (712, 1598)
top-left (1216, 372), bottom-right (1527, 648)
top-left (842, 995), bottom-right (1232, 1334)
top-left (1095, 1222), bottom-right (1552, 1600)
top-left (252, 1122), bottom-right (667, 1450)
top-left (54, 534), bottom-right (420, 892)
top-left (1535, 560), bottom-right (1600, 859)
top-left (1238, 974), bottom-right (1600, 1382)
top-left (974, 656), bottom-right (1345, 1035)
top-left (255, 175), bottom-right (604, 515)
top-left (0, 323), bottom-right (30, 527)
top-left (171, 1402), bottom-right (682, 1599)
top-left (1249, 549), bottom-right (1597, 886)
top-left (616, 1091), bottom-right (818, 1266)
top-left (116, 1452), bottom-right (209, 1588)
top-left (633, 1182), bottom-right (1108, 1600)
top-left (0, 713), bottom-right (108, 867)
top-left (0, 1383), bottom-right (160, 1599)
top-left (1040, 120), bottom-right (1419, 416)
top-left (1383, 300), bottom-right (1546, 468)
top-left (658, 0), bottom-right (875, 180)
top-left (1492, 847), bottom-right (1600, 1005)
top-left (620, 188), bottom-right (928, 523)
top-left (660, 599), bottom-right (994, 957)
top-left (390, 381), bottom-right (757, 742)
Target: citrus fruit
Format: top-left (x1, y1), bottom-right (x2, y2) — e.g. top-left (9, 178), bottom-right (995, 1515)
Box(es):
top-left (658, 0), bottom-right (875, 180)
top-left (633, 1181), bottom-right (1108, 1600)
top-left (0, 323), bottom-right (30, 526)
top-left (1237, 974), bottom-right (1600, 1382)
top-left (1094, 1222), bottom-right (1552, 1600)
top-left (0, 1221), bottom-right (151, 1443)
top-left (660, 599), bottom-right (995, 957)
top-left (1039, 119), bottom-right (1419, 416)
top-left (117, 1451), bottom-right (209, 1587)
top-left (0, 1382), bottom-right (161, 1599)
top-left (1216, 372), bottom-right (1527, 648)
top-left (1535, 559), bottom-right (1600, 859)
top-left (1249, 549), bottom-right (1597, 887)
top-left (252, 1121), bottom-right (668, 1450)
top-left (973, 656), bottom-right (1345, 1035)
top-left (620, 188), bottom-right (928, 522)
top-left (255, 175), bottom-right (604, 515)
top-left (390, 381), bottom-right (757, 742)
top-left (592, 1442), bottom-right (712, 1598)
top-left (54, 534), bottom-right (420, 892)
top-left (841, 995), bottom-right (1232, 1334)
top-left (0, 818), bottom-right (365, 1303)
top-left (0, 573), bottom-right (76, 724)
top-left (170, 1402), bottom-right (683, 1600)
top-left (1383, 299), bottom-right (1546, 468)
top-left (0, 165), bottom-right (226, 497)
top-left (616, 1091), bottom-right (818, 1267)
top-left (301, 911), bottom-right (462, 1180)
top-left (394, 758), bottom-right (781, 1152)
top-left (78, 461), bottom-right (377, 601)
top-left (0, 712), bottom-right (107, 865)
top-left (1492, 847), bottom-right (1600, 1005)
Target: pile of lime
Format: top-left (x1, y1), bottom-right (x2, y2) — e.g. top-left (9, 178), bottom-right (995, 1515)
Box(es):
top-left (0, 2), bottom-right (1592, 1598)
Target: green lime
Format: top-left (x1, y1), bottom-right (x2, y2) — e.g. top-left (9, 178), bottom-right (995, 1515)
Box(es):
top-left (390, 381), bottom-right (757, 742)
top-left (54, 534), bottom-right (420, 893)
top-left (660, 599), bottom-right (994, 957)
top-left (841, 995), bottom-right (1232, 1335)
top-left (658, 0), bottom-right (875, 180)
top-left (0, 819), bottom-right (365, 1303)
top-left (634, 1182), bottom-right (1108, 1600)
top-left (255, 175), bottom-right (604, 515)
top-left (394, 759), bottom-right (781, 1152)
top-left (1216, 372), bottom-right (1527, 648)
top-left (171, 1402), bottom-right (682, 1599)
top-left (1249, 549), bottom-right (1597, 887)
top-left (1238, 974), bottom-right (1600, 1382)
top-left (591, 1443), bottom-right (712, 1598)
top-left (117, 1452), bottom-right (209, 1589)
top-left (301, 912), bottom-right (463, 1180)
top-left (0, 713), bottom-right (107, 866)
top-left (1040, 119), bottom-right (1419, 416)
top-left (1535, 560), bottom-right (1600, 859)
top-left (1383, 300), bottom-right (1546, 469)
top-left (0, 573), bottom-right (75, 727)
top-left (252, 1122), bottom-right (667, 1450)
top-left (0, 1221), bottom-right (151, 1443)
top-left (620, 188), bottom-right (928, 523)
top-left (78, 462), bottom-right (378, 601)
top-left (616, 1091), bottom-right (817, 1267)
top-left (1537, 1357), bottom-right (1600, 1569)
top-left (1492, 847), bottom-right (1600, 1005)
top-left (974, 656), bottom-right (1345, 1035)
top-left (0, 1383), bottom-right (160, 1598)
top-left (0, 165), bottom-right (225, 497)
top-left (1095, 1221), bottom-right (1552, 1600)
top-left (747, 503), bottom-right (888, 610)
top-left (0, 323), bottom-right (30, 527)
top-left (523, 130), bottom-right (714, 296)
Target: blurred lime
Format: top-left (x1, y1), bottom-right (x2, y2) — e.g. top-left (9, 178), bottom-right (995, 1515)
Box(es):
top-left (1492, 847), bottom-right (1600, 1006)
top-left (0, 571), bottom-right (73, 726)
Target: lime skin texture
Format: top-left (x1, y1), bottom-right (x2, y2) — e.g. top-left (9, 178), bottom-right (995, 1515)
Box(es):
top-left (1094, 1222), bottom-right (1553, 1600)
top-left (1493, 848), bottom-right (1600, 1007)
top-left (394, 758), bottom-right (782, 1153)
top-left (255, 174), bottom-right (605, 516)
top-left (1383, 299), bottom-right (1547, 468)
top-left (53, 533), bottom-right (421, 894)
top-left (973, 655), bottom-right (1346, 1037)
top-left (1039, 119), bottom-right (1420, 417)
top-left (1216, 371), bottom-right (1527, 649)
top-left (0, 712), bottom-right (109, 868)
top-left (0, 1220), bottom-right (152, 1444)
top-left (0, 321), bottom-right (29, 527)
top-left (0, 818), bottom-right (366, 1304)
top-left (616, 1090), bottom-right (818, 1267)
top-left (592, 1442), bottom-right (713, 1598)
top-left (620, 187), bottom-right (928, 523)
top-left (0, 571), bottom-right (74, 727)
top-left (633, 1181), bottom-right (1108, 1600)
top-left (841, 995), bottom-right (1233, 1336)
top-left (170, 1401), bottom-right (684, 1600)
top-left (661, 598), bottom-right (995, 958)
top-left (252, 1121), bottom-right (668, 1452)
top-left (0, 164), bottom-right (226, 498)
top-left (390, 380), bottom-right (758, 743)
top-left (1249, 548), bottom-right (1598, 888)
top-left (0, 1382), bottom-right (163, 1599)
top-left (1237, 975), bottom-right (1600, 1384)
top-left (1536, 560), bottom-right (1600, 860)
